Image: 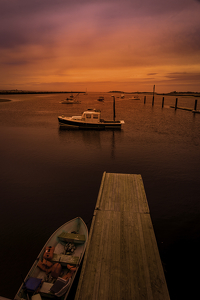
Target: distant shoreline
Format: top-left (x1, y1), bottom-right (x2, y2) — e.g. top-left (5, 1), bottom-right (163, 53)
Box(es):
top-left (0, 90), bottom-right (200, 97)
top-left (109, 91), bottom-right (200, 97)
top-left (157, 92), bottom-right (200, 97)
top-left (0, 90), bottom-right (84, 95)
top-left (0, 98), bottom-right (12, 102)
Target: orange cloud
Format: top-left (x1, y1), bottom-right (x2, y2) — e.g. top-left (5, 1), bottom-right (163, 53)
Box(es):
top-left (0, 0), bottom-right (200, 92)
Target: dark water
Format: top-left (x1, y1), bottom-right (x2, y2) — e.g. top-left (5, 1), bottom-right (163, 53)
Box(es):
top-left (0, 92), bottom-right (200, 299)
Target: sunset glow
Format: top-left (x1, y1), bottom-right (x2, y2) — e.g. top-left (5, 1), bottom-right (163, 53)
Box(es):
top-left (0, 0), bottom-right (200, 92)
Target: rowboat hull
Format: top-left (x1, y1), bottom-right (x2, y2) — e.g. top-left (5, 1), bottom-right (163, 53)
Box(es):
top-left (14, 217), bottom-right (88, 300)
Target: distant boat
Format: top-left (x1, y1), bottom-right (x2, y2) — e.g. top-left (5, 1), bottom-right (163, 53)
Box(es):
top-left (60, 98), bottom-right (81, 104)
top-left (60, 93), bottom-right (81, 104)
top-left (58, 96), bottom-right (125, 130)
top-left (14, 217), bottom-right (88, 300)
top-left (121, 94), bottom-right (125, 99)
top-left (129, 96), bottom-right (140, 100)
top-left (97, 96), bottom-right (104, 101)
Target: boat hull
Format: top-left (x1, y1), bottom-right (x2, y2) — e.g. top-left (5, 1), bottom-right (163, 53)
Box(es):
top-left (58, 116), bottom-right (123, 130)
top-left (14, 217), bottom-right (88, 300)
top-left (129, 97), bottom-right (140, 100)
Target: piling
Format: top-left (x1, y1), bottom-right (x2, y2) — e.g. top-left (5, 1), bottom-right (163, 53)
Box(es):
top-left (112, 96), bottom-right (116, 121)
top-left (170, 98), bottom-right (199, 112)
top-left (162, 97), bottom-right (164, 108)
top-left (194, 99), bottom-right (198, 111)
top-left (152, 85), bottom-right (155, 106)
top-left (175, 98), bottom-right (178, 110)
top-left (75, 172), bottom-right (170, 300)
top-left (144, 95), bottom-right (146, 104)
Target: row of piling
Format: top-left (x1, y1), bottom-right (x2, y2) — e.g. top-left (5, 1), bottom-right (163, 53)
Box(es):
top-left (143, 95), bottom-right (199, 113)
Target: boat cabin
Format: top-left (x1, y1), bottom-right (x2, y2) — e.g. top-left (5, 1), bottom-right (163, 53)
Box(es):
top-left (81, 109), bottom-right (101, 123)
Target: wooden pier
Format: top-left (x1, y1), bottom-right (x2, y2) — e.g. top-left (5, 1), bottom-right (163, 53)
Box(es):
top-left (75, 172), bottom-right (170, 300)
top-left (170, 105), bottom-right (193, 111)
top-left (170, 98), bottom-right (199, 113)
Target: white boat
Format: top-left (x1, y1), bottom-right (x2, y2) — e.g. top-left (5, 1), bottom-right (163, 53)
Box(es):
top-left (60, 98), bottom-right (81, 104)
top-left (58, 109), bottom-right (124, 129)
top-left (120, 94), bottom-right (125, 99)
top-left (97, 96), bottom-right (104, 101)
top-left (129, 96), bottom-right (140, 100)
top-left (58, 97), bottom-right (124, 130)
top-left (14, 217), bottom-right (88, 300)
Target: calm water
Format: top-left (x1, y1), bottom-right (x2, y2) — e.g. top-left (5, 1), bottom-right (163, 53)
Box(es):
top-left (0, 92), bottom-right (200, 299)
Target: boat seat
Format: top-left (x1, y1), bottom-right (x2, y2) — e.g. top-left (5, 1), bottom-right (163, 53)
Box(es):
top-left (58, 232), bottom-right (85, 244)
top-left (52, 253), bottom-right (79, 266)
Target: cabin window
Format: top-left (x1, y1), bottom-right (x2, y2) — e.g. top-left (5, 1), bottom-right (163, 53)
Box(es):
top-left (93, 115), bottom-right (98, 119)
top-left (86, 114), bottom-right (91, 118)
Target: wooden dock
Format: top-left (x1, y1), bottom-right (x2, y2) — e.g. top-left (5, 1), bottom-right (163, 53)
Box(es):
top-left (75, 172), bottom-right (170, 300)
top-left (170, 105), bottom-right (193, 111)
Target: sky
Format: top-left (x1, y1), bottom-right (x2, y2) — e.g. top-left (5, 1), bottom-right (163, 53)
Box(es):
top-left (0, 0), bottom-right (200, 93)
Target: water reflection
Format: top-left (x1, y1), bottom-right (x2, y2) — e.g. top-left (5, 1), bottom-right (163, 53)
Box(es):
top-left (58, 128), bottom-right (124, 160)
top-left (58, 128), bottom-right (101, 146)
top-left (111, 131), bottom-right (115, 159)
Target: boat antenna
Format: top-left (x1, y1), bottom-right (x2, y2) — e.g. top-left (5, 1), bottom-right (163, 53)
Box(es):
top-left (74, 93), bottom-right (80, 99)
top-left (112, 96), bottom-right (116, 121)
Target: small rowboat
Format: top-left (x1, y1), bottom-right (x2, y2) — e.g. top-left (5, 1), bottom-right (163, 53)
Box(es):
top-left (14, 217), bottom-right (88, 300)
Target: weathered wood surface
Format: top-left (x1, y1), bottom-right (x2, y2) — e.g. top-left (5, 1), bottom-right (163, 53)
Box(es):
top-left (75, 172), bottom-right (170, 300)
top-left (58, 232), bottom-right (86, 243)
top-left (52, 253), bottom-right (79, 265)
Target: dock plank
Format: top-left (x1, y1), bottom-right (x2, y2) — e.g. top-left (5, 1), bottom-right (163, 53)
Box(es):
top-left (141, 213), bottom-right (170, 299)
top-left (110, 211), bottom-right (121, 300)
top-left (75, 172), bottom-right (170, 300)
